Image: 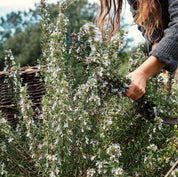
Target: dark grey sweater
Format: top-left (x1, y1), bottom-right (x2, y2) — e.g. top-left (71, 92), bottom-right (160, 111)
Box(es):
top-left (127, 0), bottom-right (178, 72)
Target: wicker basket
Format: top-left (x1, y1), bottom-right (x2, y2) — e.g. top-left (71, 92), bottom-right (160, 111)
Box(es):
top-left (0, 66), bottom-right (45, 125)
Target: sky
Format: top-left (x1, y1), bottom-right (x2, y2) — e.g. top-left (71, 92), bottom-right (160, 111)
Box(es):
top-left (0, 0), bottom-right (144, 46)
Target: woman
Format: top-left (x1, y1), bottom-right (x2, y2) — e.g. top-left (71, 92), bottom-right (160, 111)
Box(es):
top-left (97, 0), bottom-right (178, 100)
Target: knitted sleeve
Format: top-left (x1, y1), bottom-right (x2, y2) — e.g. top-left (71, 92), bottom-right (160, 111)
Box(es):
top-left (127, 0), bottom-right (178, 72)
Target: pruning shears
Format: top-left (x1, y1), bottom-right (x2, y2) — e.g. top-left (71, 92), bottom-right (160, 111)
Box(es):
top-left (134, 95), bottom-right (178, 125)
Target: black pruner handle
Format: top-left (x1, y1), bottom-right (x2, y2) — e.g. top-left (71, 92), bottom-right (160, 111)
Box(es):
top-left (134, 95), bottom-right (178, 124)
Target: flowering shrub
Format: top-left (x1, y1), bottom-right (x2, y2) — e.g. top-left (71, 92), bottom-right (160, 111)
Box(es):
top-left (0, 0), bottom-right (177, 176)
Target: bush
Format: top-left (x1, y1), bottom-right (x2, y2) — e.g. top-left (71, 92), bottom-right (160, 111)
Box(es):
top-left (0, 0), bottom-right (177, 176)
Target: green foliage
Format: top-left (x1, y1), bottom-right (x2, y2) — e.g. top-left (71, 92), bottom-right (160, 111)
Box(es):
top-left (4, 50), bottom-right (21, 106)
top-left (4, 24), bottom-right (41, 66)
top-left (0, 0), bottom-right (177, 176)
top-left (0, 42), bottom-right (5, 69)
top-left (64, 0), bottom-right (98, 34)
top-left (0, 9), bottom-right (40, 41)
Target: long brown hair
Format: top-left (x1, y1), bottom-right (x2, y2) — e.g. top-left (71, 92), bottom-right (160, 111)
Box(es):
top-left (97, 0), bottom-right (163, 41)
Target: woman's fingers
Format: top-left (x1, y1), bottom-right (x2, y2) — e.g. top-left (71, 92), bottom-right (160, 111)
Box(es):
top-left (125, 83), bottom-right (145, 100)
top-left (124, 70), bottom-right (147, 100)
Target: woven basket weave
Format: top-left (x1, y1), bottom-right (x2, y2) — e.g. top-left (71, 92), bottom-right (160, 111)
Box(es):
top-left (0, 66), bottom-right (45, 125)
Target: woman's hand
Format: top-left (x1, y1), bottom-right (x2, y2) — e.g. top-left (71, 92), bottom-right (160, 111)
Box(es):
top-left (125, 54), bottom-right (166, 100)
top-left (125, 70), bottom-right (147, 100)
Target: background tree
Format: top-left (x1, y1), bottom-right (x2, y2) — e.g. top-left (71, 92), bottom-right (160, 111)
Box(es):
top-left (0, 0), bottom-right (99, 70)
